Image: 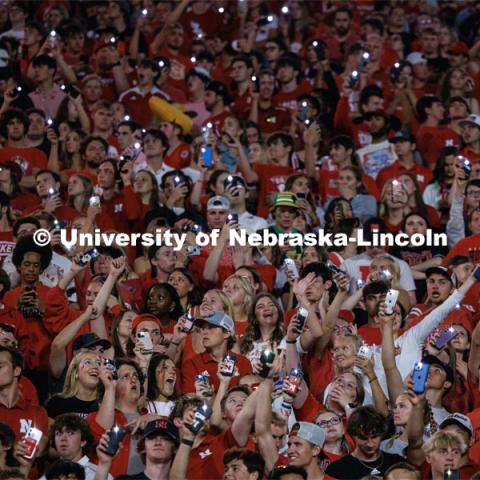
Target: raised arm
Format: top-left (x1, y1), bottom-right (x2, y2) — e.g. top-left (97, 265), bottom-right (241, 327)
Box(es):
top-left (255, 377), bottom-right (278, 473)
top-left (405, 378), bottom-right (427, 467)
top-left (379, 306), bottom-right (404, 405)
top-left (49, 305), bottom-right (96, 378)
top-left (203, 224), bottom-right (229, 283)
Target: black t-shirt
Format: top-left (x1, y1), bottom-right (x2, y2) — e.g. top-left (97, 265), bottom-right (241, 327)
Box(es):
top-left (325, 452), bottom-right (404, 479)
top-left (46, 395), bottom-right (98, 419)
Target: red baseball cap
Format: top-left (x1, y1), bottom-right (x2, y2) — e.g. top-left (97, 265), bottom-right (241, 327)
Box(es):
top-left (131, 314), bottom-right (163, 333)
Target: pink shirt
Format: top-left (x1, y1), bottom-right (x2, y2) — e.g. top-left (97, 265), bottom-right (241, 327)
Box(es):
top-left (29, 84), bottom-right (66, 119)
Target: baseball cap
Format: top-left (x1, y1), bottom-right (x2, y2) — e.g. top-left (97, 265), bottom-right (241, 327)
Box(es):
top-left (141, 418), bottom-right (179, 444)
top-left (72, 333), bottom-right (111, 353)
top-left (422, 354), bottom-right (454, 384)
top-left (195, 310), bottom-right (235, 334)
top-left (272, 192), bottom-right (299, 209)
top-left (207, 195), bottom-right (230, 211)
top-left (447, 42), bottom-right (469, 56)
top-left (290, 422), bottom-right (325, 447)
top-left (425, 266), bottom-right (453, 283)
top-left (440, 413), bottom-right (473, 436)
top-left (406, 52), bottom-right (427, 65)
top-left (459, 114), bottom-right (480, 129)
top-left (389, 130), bottom-right (416, 144)
top-left (131, 313), bottom-right (163, 333)
top-left (186, 66), bottom-right (211, 84)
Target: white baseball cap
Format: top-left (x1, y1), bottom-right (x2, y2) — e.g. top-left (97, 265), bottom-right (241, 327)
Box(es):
top-left (406, 52), bottom-right (427, 65)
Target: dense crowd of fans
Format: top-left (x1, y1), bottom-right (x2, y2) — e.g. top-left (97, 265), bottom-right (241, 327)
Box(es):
top-left (3, 1), bottom-right (480, 479)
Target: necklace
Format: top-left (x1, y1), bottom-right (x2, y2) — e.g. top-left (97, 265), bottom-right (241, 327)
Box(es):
top-left (352, 452), bottom-right (384, 475)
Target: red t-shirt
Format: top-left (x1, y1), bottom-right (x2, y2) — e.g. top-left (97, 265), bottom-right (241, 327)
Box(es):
top-left (186, 428), bottom-right (242, 480)
top-left (416, 125), bottom-right (460, 169)
top-left (0, 146), bottom-right (47, 176)
top-left (255, 105), bottom-right (291, 135)
top-left (272, 81), bottom-right (313, 115)
top-left (319, 168), bottom-right (380, 204)
top-left (442, 233), bottom-right (480, 265)
top-left (180, 350), bottom-right (252, 394)
top-left (376, 161), bottom-right (432, 193)
top-left (164, 143), bottom-right (192, 169)
top-left (252, 162), bottom-right (295, 217)
top-left (119, 88), bottom-right (169, 128)
top-left (3, 284), bottom-right (65, 371)
top-left (0, 391), bottom-right (48, 441)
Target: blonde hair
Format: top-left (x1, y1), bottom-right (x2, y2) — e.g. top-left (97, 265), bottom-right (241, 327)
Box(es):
top-left (371, 254), bottom-right (401, 288)
top-left (60, 351), bottom-right (100, 398)
top-left (423, 430), bottom-right (467, 455)
top-left (223, 275), bottom-right (255, 315)
top-left (205, 289), bottom-right (234, 319)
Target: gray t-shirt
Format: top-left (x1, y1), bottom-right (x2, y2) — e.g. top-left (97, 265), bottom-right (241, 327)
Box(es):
top-left (124, 412), bottom-right (144, 475)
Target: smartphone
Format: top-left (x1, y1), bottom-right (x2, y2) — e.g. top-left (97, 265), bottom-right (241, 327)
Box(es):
top-left (443, 469), bottom-right (460, 480)
top-left (187, 403), bottom-right (213, 434)
top-left (201, 145), bottom-right (212, 167)
top-left (283, 258), bottom-right (299, 279)
top-left (296, 307), bottom-right (308, 331)
top-left (434, 327), bottom-right (458, 350)
top-left (89, 195), bottom-right (101, 206)
top-left (285, 368), bottom-right (303, 396)
top-left (353, 345), bottom-right (372, 374)
top-left (298, 100), bottom-right (309, 122)
top-left (325, 259), bottom-right (344, 276)
top-left (61, 83), bottom-right (80, 98)
top-left (186, 245), bottom-right (201, 256)
top-left (462, 158), bottom-right (472, 178)
top-left (412, 361), bottom-right (430, 394)
top-left (104, 425), bottom-right (126, 456)
top-left (202, 123), bottom-right (212, 145)
top-left (53, 219), bottom-right (67, 230)
top-left (223, 175), bottom-right (242, 190)
top-left (182, 313), bottom-right (195, 333)
top-left (103, 358), bottom-right (118, 380)
top-left (347, 69), bottom-right (359, 88)
top-left (173, 175), bottom-right (184, 186)
top-left (220, 354), bottom-right (236, 376)
top-left (8, 85), bottom-right (22, 98)
top-left (78, 248), bottom-right (100, 267)
top-left (259, 350), bottom-right (275, 378)
top-left (227, 213), bottom-right (239, 224)
top-left (136, 331), bottom-right (153, 352)
top-left (359, 51), bottom-right (370, 71)
top-left (384, 289), bottom-right (399, 315)
top-left (23, 427), bottom-right (43, 459)
top-left (474, 266), bottom-right (480, 282)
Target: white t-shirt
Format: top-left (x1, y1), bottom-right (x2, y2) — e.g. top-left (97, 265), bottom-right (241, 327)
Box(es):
top-left (340, 253), bottom-right (415, 293)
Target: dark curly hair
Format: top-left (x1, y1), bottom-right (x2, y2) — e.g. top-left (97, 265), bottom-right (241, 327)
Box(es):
top-left (49, 413), bottom-right (94, 457)
top-left (12, 234), bottom-right (52, 271)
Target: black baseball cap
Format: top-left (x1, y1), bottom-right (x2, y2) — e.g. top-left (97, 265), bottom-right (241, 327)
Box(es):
top-left (141, 418), bottom-right (179, 445)
top-left (425, 266), bottom-right (453, 284)
top-left (72, 333), bottom-right (111, 353)
top-left (422, 354), bottom-right (454, 384)
top-left (389, 130), bottom-right (416, 144)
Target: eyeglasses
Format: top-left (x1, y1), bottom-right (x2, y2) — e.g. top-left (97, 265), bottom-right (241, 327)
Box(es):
top-left (119, 372), bottom-right (140, 381)
top-left (316, 417), bottom-right (341, 428)
top-left (80, 359), bottom-right (101, 368)
top-left (467, 190), bottom-right (480, 197)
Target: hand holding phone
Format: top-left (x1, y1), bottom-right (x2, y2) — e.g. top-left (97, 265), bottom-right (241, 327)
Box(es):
top-left (104, 425), bottom-right (126, 456)
top-left (412, 361), bottom-right (430, 394)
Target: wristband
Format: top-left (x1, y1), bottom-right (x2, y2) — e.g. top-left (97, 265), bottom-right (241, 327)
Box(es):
top-left (182, 438), bottom-right (194, 446)
top-left (286, 339), bottom-right (296, 344)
